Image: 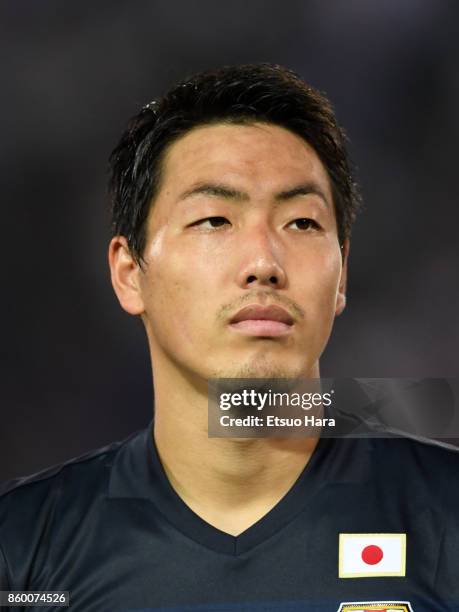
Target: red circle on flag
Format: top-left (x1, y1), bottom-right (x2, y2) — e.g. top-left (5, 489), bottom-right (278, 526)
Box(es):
top-left (361, 544), bottom-right (384, 565)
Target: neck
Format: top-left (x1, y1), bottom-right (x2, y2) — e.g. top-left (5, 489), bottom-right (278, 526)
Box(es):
top-left (151, 358), bottom-right (320, 536)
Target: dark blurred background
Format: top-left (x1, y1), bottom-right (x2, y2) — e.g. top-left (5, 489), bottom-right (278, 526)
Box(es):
top-left (1, 0), bottom-right (458, 481)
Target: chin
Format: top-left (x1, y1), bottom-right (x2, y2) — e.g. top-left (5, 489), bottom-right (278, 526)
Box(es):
top-left (210, 356), bottom-right (311, 380)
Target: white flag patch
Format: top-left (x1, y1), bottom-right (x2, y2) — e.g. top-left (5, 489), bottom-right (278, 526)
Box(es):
top-left (339, 533), bottom-right (406, 578)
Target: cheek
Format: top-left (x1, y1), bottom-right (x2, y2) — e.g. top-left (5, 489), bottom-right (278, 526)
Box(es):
top-left (143, 239), bottom-right (215, 344)
top-left (299, 249), bottom-right (342, 315)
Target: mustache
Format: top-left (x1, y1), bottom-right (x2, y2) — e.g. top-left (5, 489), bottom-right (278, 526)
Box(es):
top-left (218, 290), bottom-right (305, 323)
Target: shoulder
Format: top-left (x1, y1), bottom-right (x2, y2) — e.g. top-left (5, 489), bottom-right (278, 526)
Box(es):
top-left (366, 436), bottom-right (459, 504)
top-left (0, 425), bottom-right (151, 589)
top-left (0, 426), bottom-right (148, 529)
top-left (368, 435), bottom-right (459, 468)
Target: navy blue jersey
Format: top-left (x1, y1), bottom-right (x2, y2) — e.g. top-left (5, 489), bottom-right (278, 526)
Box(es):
top-left (1, 420), bottom-right (459, 611)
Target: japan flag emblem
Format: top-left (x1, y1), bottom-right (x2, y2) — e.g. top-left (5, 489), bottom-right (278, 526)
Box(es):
top-left (339, 533), bottom-right (406, 578)
top-left (337, 603), bottom-right (413, 612)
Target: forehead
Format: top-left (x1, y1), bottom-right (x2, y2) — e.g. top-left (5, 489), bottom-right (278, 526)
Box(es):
top-left (159, 121), bottom-right (333, 198)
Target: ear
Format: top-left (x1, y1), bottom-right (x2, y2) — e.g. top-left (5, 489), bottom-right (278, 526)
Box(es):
top-left (108, 236), bottom-right (145, 315)
top-left (335, 239), bottom-right (350, 316)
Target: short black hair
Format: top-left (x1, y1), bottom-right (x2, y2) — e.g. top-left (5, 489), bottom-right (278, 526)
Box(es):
top-left (109, 63), bottom-right (361, 266)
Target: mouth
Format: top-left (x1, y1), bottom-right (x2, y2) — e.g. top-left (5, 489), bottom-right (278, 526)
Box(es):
top-left (229, 304), bottom-right (295, 337)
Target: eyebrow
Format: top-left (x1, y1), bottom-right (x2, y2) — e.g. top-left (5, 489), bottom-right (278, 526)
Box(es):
top-left (179, 183), bottom-right (249, 202)
top-left (178, 182), bottom-right (330, 208)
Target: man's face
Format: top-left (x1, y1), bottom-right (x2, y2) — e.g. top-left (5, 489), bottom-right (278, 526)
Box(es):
top-left (135, 122), bottom-right (347, 382)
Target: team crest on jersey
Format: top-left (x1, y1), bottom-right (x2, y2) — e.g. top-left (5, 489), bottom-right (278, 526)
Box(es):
top-left (337, 603), bottom-right (413, 612)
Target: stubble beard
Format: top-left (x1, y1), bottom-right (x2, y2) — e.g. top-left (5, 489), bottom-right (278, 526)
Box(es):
top-left (209, 352), bottom-right (308, 380)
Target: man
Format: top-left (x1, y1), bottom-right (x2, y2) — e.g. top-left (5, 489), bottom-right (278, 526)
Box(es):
top-left (1, 64), bottom-right (458, 612)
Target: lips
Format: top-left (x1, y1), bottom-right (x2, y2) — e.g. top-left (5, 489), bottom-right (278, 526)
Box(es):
top-left (228, 304), bottom-right (295, 337)
top-left (230, 304), bottom-right (294, 326)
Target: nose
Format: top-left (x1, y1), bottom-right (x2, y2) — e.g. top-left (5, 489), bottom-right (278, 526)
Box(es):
top-left (235, 222), bottom-right (287, 289)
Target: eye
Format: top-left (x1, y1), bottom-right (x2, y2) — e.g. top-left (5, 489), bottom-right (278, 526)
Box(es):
top-left (287, 218), bottom-right (321, 231)
top-left (190, 216), bottom-right (230, 229)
